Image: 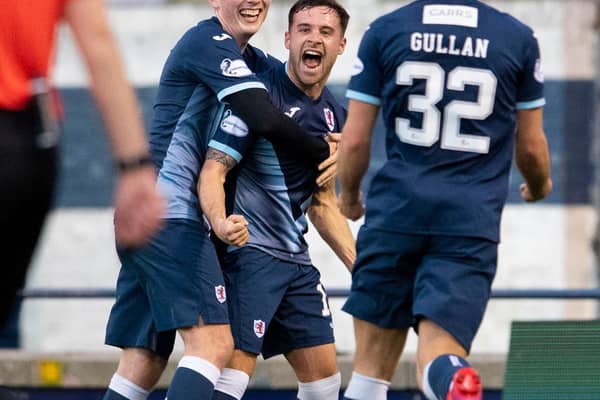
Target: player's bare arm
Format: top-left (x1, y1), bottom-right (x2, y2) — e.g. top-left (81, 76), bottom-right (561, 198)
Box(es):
top-left (337, 100), bottom-right (378, 220)
top-left (308, 178), bottom-right (355, 271)
top-left (198, 148), bottom-right (249, 246)
top-left (515, 107), bottom-right (552, 202)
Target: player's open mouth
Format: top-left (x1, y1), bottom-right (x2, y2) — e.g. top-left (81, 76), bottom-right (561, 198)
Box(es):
top-left (302, 49), bottom-right (323, 68)
top-left (240, 8), bottom-right (262, 22)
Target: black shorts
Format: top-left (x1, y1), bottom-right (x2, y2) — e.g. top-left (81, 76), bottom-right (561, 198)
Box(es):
top-left (0, 103), bottom-right (58, 327)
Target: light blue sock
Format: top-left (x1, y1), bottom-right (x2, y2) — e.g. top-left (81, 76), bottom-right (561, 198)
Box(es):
top-left (166, 356), bottom-right (220, 400)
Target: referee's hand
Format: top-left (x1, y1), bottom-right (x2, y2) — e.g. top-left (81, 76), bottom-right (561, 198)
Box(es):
top-left (114, 166), bottom-right (165, 248)
top-left (337, 190), bottom-right (364, 221)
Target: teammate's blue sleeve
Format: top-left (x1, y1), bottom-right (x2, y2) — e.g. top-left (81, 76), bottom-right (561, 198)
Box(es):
top-left (177, 25), bottom-right (267, 101)
top-left (346, 25), bottom-right (384, 106)
top-left (516, 32), bottom-right (546, 110)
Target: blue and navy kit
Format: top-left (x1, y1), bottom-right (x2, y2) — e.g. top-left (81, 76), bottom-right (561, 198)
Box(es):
top-left (150, 16), bottom-right (280, 222)
top-left (105, 17), bottom-right (281, 356)
top-left (210, 63), bottom-right (346, 264)
top-left (347, 0), bottom-right (545, 242)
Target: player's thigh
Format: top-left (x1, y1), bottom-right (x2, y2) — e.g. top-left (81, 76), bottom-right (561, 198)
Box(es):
top-left (220, 247), bottom-right (291, 356)
top-left (262, 264), bottom-right (335, 360)
top-left (285, 343), bottom-right (337, 382)
top-left (343, 226), bottom-right (426, 330)
top-left (414, 235), bottom-right (498, 353)
top-left (120, 219), bottom-right (229, 332)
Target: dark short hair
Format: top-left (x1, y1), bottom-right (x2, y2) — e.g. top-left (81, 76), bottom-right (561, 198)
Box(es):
top-left (288, 0), bottom-right (350, 35)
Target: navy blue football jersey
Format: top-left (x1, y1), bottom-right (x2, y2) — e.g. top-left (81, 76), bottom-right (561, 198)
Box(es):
top-left (149, 17), bottom-right (281, 221)
top-left (347, 0), bottom-right (545, 242)
top-left (210, 63), bottom-right (346, 264)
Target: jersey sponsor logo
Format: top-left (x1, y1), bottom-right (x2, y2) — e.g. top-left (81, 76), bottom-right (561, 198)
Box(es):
top-left (350, 57), bottom-right (364, 77)
top-left (215, 285), bottom-right (227, 303)
top-left (323, 108), bottom-right (335, 131)
top-left (220, 109), bottom-right (249, 137)
top-left (534, 58), bottom-right (544, 83)
top-left (253, 319), bottom-right (266, 338)
top-left (220, 58), bottom-right (253, 77)
top-left (213, 33), bottom-right (232, 41)
top-left (422, 5), bottom-right (478, 28)
top-left (285, 106), bottom-right (301, 118)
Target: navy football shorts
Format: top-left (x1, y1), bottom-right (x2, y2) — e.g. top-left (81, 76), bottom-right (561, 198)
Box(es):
top-left (343, 225), bottom-right (497, 353)
top-left (221, 246), bottom-right (334, 359)
top-left (105, 219), bottom-right (229, 359)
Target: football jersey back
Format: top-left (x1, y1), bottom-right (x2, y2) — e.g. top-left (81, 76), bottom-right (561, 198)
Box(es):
top-left (347, 0), bottom-right (545, 242)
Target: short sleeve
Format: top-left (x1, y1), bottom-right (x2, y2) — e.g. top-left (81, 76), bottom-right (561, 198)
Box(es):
top-left (516, 32), bottom-right (545, 110)
top-left (177, 24), bottom-right (267, 101)
top-left (346, 25), bottom-right (384, 106)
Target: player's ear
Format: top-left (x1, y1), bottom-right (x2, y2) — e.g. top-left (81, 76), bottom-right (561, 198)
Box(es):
top-left (338, 37), bottom-right (347, 55)
top-left (284, 31), bottom-right (291, 50)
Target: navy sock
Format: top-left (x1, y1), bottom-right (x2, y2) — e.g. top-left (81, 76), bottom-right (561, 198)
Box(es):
top-left (423, 354), bottom-right (470, 399)
top-left (102, 389), bottom-right (129, 400)
top-left (167, 367), bottom-right (215, 399)
top-left (211, 390), bottom-right (237, 400)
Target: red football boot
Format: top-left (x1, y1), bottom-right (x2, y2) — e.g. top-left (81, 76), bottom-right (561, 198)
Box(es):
top-left (446, 367), bottom-right (482, 400)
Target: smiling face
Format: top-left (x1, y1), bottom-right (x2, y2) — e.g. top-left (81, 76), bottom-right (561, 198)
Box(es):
top-left (209, 0), bottom-right (271, 50)
top-left (285, 5), bottom-right (347, 99)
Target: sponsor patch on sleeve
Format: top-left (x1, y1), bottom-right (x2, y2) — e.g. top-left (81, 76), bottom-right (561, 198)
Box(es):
top-left (220, 58), bottom-right (253, 77)
top-left (220, 109), bottom-right (249, 137)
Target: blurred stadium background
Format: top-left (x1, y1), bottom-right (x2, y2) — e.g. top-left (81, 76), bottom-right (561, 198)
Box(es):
top-left (1, 0), bottom-right (599, 398)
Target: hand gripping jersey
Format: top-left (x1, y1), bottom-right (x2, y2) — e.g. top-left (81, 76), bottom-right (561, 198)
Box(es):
top-left (150, 17), bottom-right (280, 221)
top-left (210, 64), bottom-right (346, 264)
top-left (347, 0), bottom-right (545, 242)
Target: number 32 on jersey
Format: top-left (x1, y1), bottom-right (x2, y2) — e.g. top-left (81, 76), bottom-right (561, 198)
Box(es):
top-left (396, 61), bottom-right (497, 154)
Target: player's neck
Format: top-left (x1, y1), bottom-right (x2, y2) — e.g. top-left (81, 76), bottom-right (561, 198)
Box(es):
top-left (286, 68), bottom-right (328, 100)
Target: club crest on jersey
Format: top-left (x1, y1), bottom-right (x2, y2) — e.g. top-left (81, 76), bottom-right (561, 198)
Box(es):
top-left (323, 108), bottom-right (335, 131)
top-left (220, 58), bottom-right (252, 77)
top-left (215, 285), bottom-right (227, 303)
top-left (253, 320), bottom-right (266, 338)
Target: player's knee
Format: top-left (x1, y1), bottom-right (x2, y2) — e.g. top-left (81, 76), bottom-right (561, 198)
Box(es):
top-left (180, 324), bottom-right (234, 367)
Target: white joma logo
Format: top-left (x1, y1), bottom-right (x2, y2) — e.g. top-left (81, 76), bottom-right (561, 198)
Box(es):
top-left (213, 33), bottom-right (232, 41)
top-left (285, 107), bottom-right (301, 118)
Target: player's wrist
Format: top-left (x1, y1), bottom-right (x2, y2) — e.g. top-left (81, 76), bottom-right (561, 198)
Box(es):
top-left (115, 154), bottom-right (154, 174)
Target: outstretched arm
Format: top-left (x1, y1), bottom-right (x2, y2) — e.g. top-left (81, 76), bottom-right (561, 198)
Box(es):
top-left (198, 149), bottom-right (249, 246)
top-left (308, 179), bottom-right (355, 272)
top-left (337, 100), bottom-right (379, 221)
top-left (515, 107), bottom-right (552, 202)
top-left (65, 0), bottom-right (164, 247)
top-left (225, 89), bottom-right (331, 164)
